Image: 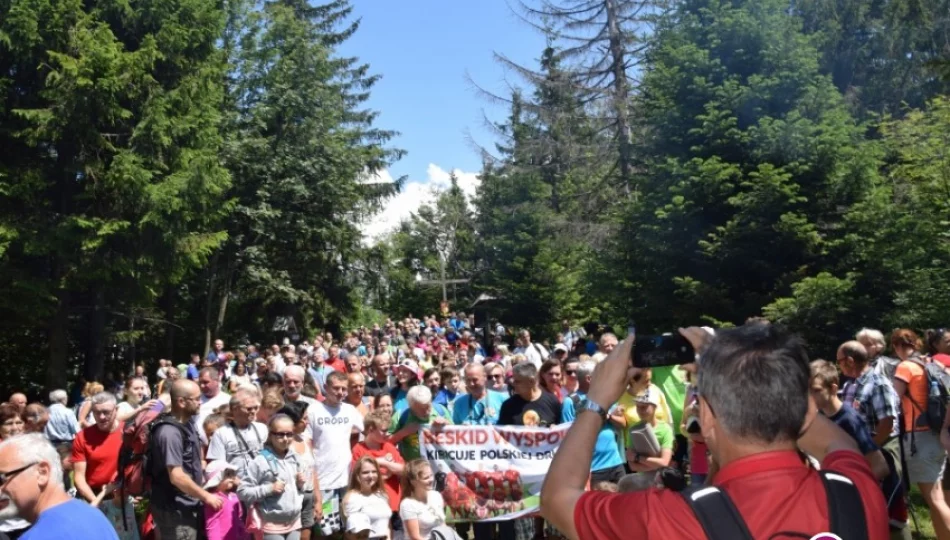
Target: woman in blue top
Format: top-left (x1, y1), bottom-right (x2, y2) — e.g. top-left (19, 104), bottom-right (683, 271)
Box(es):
top-left (560, 360), bottom-right (625, 484)
top-left (391, 359), bottom-right (421, 414)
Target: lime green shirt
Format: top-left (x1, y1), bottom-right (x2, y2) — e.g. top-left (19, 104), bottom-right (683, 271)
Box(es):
top-left (652, 366), bottom-right (688, 429)
top-left (392, 405), bottom-right (452, 460)
top-left (653, 420), bottom-right (674, 451)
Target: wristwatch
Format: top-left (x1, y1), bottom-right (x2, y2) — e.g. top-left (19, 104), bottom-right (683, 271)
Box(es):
top-left (580, 399), bottom-right (608, 424)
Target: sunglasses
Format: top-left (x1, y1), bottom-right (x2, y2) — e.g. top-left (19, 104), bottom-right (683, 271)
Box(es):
top-left (565, 370), bottom-right (577, 376)
top-left (490, 374), bottom-right (505, 380)
top-left (270, 431), bottom-right (294, 439)
top-left (0, 462), bottom-right (36, 485)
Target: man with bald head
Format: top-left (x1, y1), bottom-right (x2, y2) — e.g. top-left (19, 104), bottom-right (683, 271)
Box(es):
top-left (8, 393), bottom-right (26, 414)
top-left (345, 372), bottom-right (369, 416)
top-left (452, 363), bottom-right (507, 426)
top-left (151, 379), bottom-right (222, 540)
top-left (364, 353), bottom-right (393, 398)
top-left (451, 363), bottom-right (509, 540)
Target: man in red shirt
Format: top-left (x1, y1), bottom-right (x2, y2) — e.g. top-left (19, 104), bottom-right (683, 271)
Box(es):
top-left (72, 391), bottom-right (123, 503)
top-left (541, 324), bottom-right (889, 540)
top-left (327, 344), bottom-right (346, 373)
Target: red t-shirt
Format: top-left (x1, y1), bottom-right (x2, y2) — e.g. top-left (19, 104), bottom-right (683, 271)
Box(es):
top-left (352, 441), bottom-right (403, 512)
top-left (575, 450), bottom-right (888, 540)
top-left (327, 357), bottom-right (346, 373)
top-left (933, 353), bottom-right (950, 369)
top-left (70, 424), bottom-right (123, 491)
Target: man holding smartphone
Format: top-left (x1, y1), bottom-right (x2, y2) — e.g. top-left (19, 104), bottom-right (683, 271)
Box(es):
top-left (540, 324), bottom-right (888, 540)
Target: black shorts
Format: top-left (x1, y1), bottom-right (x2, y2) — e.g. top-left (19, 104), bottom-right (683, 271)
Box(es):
top-left (301, 491), bottom-right (315, 529)
top-left (591, 464), bottom-right (625, 485)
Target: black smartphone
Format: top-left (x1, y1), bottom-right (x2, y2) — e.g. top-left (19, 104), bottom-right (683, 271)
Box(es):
top-left (435, 471), bottom-right (447, 492)
top-left (633, 333), bottom-right (695, 368)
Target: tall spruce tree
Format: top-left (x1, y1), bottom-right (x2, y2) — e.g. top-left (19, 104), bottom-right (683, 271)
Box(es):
top-left (508, 0), bottom-right (669, 191)
top-left (0, 0), bottom-right (230, 387)
top-left (380, 174), bottom-right (478, 317)
top-left (476, 84), bottom-right (599, 333)
top-left (207, 0), bottom-right (402, 346)
top-left (620, 0), bottom-right (877, 338)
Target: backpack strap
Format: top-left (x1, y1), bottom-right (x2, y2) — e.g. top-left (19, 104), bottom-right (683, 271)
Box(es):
top-left (820, 471), bottom-right (868, 540)
top-left (680, 485), bottom-right (755, 540)
top-left (230, 422), bottom-right (262, 459)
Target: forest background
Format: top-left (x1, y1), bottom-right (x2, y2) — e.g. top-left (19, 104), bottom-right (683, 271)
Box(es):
top-left (3, 0), bottom-right (950, 395)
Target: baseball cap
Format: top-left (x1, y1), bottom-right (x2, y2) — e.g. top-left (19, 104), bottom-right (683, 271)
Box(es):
top-left (553, 343), bottom-right (569, 353)
top-left (346, 513), bottom-right (371, 534)
top-left (636, 389), bottom-right (662, 408)
top-left (203, 460), bottom-right (236, 490)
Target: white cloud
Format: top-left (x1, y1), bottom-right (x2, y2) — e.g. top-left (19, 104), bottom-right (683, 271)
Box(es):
top-left (360, 164), bottom-right (480, 244)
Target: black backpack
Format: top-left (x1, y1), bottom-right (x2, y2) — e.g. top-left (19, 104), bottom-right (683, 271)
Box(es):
top-left (681, 470), bottom-right (868, 540)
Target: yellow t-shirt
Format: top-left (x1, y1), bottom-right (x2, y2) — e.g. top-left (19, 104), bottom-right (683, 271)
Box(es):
top-left (617, 383), bottom-right (673, 447)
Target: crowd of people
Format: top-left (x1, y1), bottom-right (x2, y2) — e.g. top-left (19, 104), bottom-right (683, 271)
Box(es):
top-left (0, 313), bottom-right (948, 540)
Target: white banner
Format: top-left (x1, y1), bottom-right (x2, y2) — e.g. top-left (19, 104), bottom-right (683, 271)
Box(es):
top-left (421, 423), bottom-right (571, 522)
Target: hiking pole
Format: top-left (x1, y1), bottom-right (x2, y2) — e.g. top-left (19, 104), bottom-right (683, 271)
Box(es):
top-left (906, 494), bottom-right (921, 536)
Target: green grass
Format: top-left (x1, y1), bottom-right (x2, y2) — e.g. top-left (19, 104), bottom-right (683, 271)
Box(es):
top-left (908, 485), bottom-right (936, 540)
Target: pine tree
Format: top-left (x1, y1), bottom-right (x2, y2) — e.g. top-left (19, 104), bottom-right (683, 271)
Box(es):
top-left (380, 174), bottom-right (478, 317)
top-left (475, 91), bottom-right (594, 333)
top-left (621, 0), bottom-right (877, 336)
top-left (508, 0), bottom-right (669, 191)
top-left (210, 0), bottom-right (402, 344)
top-left (0, 0), bottom-right (230, 387)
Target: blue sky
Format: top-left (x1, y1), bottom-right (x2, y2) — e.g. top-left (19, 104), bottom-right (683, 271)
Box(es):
top-left (341, 1), bottom-right (546, 239)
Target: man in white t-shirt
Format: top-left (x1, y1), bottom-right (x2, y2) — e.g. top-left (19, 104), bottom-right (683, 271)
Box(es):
top-left (515, 330), bottom-right (548, 368)
top-left (309, 370), bottom-right (364, 536)
top-left (206, 387), bottom-right (267, 474)
top-left (197, 366), bottom-right (230, 444)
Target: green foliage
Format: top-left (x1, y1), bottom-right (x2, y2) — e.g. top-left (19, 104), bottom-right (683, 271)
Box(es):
top-left (840, 96), bottom-right (950, 332)
top-left (0, 0), bottom-right (230, 389)
top-left (375, 173), bottom-right (478, 317)
top-left (763, 272), bottom-right (855, 354)
top-left (618, 0), bottom-right (877, 334)
top-left (794, 0), bottom-right (950, 118)
top-left (198, 0), bottom-right (402, 345)
top-left (0, 0), bottom-right (399, 392)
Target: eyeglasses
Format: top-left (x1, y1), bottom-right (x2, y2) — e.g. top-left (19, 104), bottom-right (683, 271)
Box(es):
top-left (0, 462), bottom-right (36, 486)
top-left (490, 374), bottom-right (505, 380)
top-left (270, 431), bottom-right (294, 439)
